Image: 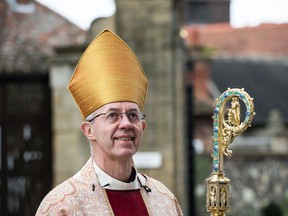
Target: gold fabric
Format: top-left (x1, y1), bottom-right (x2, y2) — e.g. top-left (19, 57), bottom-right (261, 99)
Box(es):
top-left (68, 29), bottom-right (148, 119)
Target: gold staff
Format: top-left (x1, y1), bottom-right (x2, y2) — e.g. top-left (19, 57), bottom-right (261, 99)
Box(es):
top-left (206, 88), bottom-right (255, 216)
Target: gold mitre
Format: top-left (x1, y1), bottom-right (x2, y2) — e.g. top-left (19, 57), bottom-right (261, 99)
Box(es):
top-left (68, 29), bottom-right (148, 119)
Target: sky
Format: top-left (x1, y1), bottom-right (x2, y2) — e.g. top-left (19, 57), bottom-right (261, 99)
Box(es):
top-left (230, 0), bottom-right (288, 28)
top-left (36, 0), bottom-right (288, 30)
top-left (36, 0), bottom-right (116, 30)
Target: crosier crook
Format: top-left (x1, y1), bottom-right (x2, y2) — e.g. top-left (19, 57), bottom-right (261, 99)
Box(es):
top-left (206, 88), bottom-right (255, 216)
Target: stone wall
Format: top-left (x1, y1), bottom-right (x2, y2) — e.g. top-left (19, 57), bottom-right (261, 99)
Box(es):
top-left (195, 155), bottom-right (288, 216)
top-left (49, 52), bottom-right (90, 186)
top-left (194, 110), bottom-right (288, 215)
top-left (49, 1), bottom-right (188, 212)
top-left (115, 0), bottom-right (188, 212)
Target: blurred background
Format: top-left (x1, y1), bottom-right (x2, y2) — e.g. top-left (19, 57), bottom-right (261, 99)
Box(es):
top-left (0, 0), bottom-right (288, 215)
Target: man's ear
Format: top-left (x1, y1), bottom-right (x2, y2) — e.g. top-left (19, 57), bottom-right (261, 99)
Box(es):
top-left (81, 122), bottom-right (95, 140)
top-left (142, 120), bottom-right (146, 130)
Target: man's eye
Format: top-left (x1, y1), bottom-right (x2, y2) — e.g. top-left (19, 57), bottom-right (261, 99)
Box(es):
top-left (128, 112), bottom-right (138, 119)
top-left (107, 112), bottom-right (118, 119)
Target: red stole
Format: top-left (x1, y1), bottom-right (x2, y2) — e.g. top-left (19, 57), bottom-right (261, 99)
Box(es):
top-left (105, 189), bottom-right (149, 216)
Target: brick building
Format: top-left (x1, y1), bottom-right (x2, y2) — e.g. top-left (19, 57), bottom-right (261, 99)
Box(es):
top-left (1, 0), bottom-right (190, 215)
top-left (2, 0), bottom-right (288, 215)
top-left (184, 22), bottom-right (288, 215)
top-left (49, 0), bottom-right (189, 213)
top-left (0, 0), bottom-right (86, 215)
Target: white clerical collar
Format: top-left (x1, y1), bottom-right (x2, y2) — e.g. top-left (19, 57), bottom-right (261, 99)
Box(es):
top-left (93, 160), bottom-right (140, 190)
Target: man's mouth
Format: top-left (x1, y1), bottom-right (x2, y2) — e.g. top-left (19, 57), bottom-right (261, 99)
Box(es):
top-left (115, 137), bottom-right (134, 141)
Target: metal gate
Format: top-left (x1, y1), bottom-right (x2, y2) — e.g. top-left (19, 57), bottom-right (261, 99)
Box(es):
top-left (0, 74), bottom-right (52, 216)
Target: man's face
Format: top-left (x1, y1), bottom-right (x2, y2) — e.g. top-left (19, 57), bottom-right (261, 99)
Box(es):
top-left (85, 102), bottom-right (146, 161)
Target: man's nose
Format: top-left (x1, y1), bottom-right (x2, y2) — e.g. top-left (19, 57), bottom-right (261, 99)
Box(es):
top-left (118, 113), bottom-right (132, 127)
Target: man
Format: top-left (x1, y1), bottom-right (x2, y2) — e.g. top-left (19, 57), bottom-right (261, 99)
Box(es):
top-left (36, 29), bottom-right (183, 215)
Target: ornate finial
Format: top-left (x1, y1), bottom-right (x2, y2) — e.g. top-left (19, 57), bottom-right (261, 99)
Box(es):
top-left (206, 88), bottom-right (255, 216)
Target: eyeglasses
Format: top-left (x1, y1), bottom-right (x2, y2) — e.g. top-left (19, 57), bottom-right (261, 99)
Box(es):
top-left (87, 111), bottom-right (146, 124)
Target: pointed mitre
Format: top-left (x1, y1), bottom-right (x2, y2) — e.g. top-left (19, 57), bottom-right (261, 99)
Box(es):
top-left (68, 29), bottom-right (148, 119)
